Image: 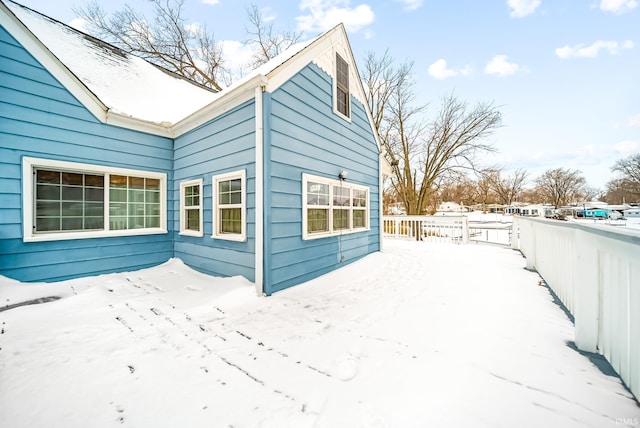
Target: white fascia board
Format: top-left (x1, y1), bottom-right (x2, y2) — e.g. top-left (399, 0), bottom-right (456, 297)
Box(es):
top-left (106, 111), bottom-right (174, 138)
top-left (171, 74), bottom-right (269, 137)
top-left (1, 2), bottom-right (107, 122)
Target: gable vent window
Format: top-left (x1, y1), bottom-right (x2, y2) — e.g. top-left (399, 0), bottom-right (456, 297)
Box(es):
top-left (335, 53), bottom-right (350, 118)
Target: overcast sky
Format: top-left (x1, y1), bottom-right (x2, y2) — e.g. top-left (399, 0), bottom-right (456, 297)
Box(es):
top-left (11, 0), bottom-right (640, 190)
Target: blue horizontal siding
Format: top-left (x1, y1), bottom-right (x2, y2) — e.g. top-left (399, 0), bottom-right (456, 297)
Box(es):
top-left (0, 25), bottom-right (173, 283)
top-left (263, 62), bottom-right (380, 295)
top-left (172, 100), bottom-right (256, 282)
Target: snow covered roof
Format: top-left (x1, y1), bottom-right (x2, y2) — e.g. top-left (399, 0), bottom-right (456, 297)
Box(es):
top-left (2, 1), bottom-right (374, 143)
top-left (4, 0), bottom-right (218, 127)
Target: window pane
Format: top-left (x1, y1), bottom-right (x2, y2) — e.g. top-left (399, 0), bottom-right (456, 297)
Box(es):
top-left (353, 189), bottom-right (367, 207)
top-left (62, 172), bottom-right (82, 186)
top-left (110, 216), bottom-right (127, 230)
top-left (36, 201), bottom-right (60, 217)
top-left (333, 209), bottom-right (349, 230)
top-left (130, 216), bottom-right (145, 229)
top-left (307, 182), bottom-right (329, 207)
top-left (85, 202), bottom-right (104, 217)
top-left (307, 208), bottom-right (328, 233)
top-left (146, 178), bottom-right (160, 190)
top-left (146, 190), bottom-right (160, 203)
top-left (85, 187), bottom-right (103, 201)
top-left (110, 175), bottom-right (127, 188)
top-left (85, 174), bottom-right (104, 187)
top-left (129, 177), bottom-right (145, 189)
top-left (220, 208), bottom-right (242, 234)
top-left (62, 217), bottom-right (83, 230)
top-left (129, 189), bottom-right (145, 203)
top-left (353, 210), bottom-right (365, 228)
top-left (218, 179), bottom-right (242, 206)
top-left (62, 186), bottom-right (82, 201)
top-left (337, 88), bottom-right (348, 116)
top-left (62, 202), bottom-right (83, 216)
top-left (336, 54), bottom-right (349, 89)
top-left (185, 185), bottom-right (199, 206)
top-left (84, 216), bottom-right (104, 229)
top-left (37, 170), bottom-right (60, 184)
top-left (36, 217), bottom-right (60, 231)
top-left (148, 203), bottom-right (161, 216)
top-left (147, 216), bottom-right (160, 228)
top-left (35, 169), bottom-right (106, 234)
top-left (186, 208), bottom-right (200, 231)
top-left (333, 186), bottom-right (350, 206)
top-left (110, 175), bottom-right (163, 230)
top-left (37, 184), bottom-right (60, 200)
top-left (128, 203), bottom-right (144, 216)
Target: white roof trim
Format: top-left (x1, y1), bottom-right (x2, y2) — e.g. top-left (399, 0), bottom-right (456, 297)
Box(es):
top-left (171, 74), bottom-right (269, 137)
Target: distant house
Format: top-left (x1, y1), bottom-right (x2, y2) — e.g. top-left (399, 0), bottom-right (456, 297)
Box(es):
top-left (436, 202), bottom-right (468, 214)
top-left (0, 0), bottom-right (384, 295)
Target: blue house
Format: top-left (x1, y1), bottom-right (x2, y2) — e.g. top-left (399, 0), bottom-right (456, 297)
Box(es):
top-left (0, 0), bottom-right (384, 295)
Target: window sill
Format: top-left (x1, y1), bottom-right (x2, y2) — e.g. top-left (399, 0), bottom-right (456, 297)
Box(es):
top-left (211, 234), bottom-right (246, 242)
top-left (179, 230), bottom-right (204, 238)
top-left (24, 228), bottom-right (168, 243)
top-left (302, 227), bottom-right (369, 241)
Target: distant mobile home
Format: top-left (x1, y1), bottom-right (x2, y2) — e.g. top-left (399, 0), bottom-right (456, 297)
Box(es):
top-left (0, 0), bottom-right (385, 295)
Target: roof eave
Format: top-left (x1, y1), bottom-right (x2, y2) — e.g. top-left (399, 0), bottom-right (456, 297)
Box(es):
top-left (171, 74), bottom-right (269, 138)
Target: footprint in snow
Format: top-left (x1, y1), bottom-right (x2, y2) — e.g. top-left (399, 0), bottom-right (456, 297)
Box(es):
top-left (337, 355), bottom-right (358, 381)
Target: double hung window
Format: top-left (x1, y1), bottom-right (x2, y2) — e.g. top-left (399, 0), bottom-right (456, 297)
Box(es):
top-left (180, 179), bottom-right (203, 236)
top-left (335, 53), bottom-right (350, 119)
top-left (212, 170), bottom-right (246, 241)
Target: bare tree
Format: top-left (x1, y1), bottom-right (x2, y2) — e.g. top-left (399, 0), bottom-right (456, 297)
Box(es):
top-left (604, 178), bottom-right (638, 204)
top-left (436, 175), bottom-right (480, 208)
top-left (486, 168), bottom-right (528, 205)
top-left (361, 50), bottom-right (413, 132)
top-left (244, 4), bottom-right (301, 69)
top-left (475, 169), bottom-right (498, 209)
top-left (408, 95), bottom-right (501, 214)
top-left (75, 0), bottom-right (228, 90)
top-left (534, 168), bottom-right (586, 207)
top-left (611, 153), bottom-right (640, 197)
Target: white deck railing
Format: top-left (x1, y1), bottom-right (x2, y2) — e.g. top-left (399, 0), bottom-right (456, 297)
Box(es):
top-left (382, 215), bottom-right (513, 245)
top-left (382, 215), bottom-right (469, 244)
top-left (512, 216), bottom-right (640, 399)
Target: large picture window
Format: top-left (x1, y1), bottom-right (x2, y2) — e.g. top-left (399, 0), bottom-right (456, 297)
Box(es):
top-left (23, 157), bottom-right (166, 242)
top-left (335, 53), bottom-right (350, 119)
top-left (302, 173), bottom-right (369, 240)
top-left (212, 170), bottom-right (246, 241)
top-left (179, 179), bottom-right (203, 237)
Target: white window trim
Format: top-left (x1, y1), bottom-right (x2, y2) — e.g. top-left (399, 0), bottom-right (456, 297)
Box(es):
top-left (302, 173), bottom-right (370, 240)
top-left (179, 179), bottom-right (204, 237)
top-left (22, 157), bottom-right (167, 242)
top-left (212, 170), bottom-right (246, 242)
top-left (333, 52), bottom-right (352, 123)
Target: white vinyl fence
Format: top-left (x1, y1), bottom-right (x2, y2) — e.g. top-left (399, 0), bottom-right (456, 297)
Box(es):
top-left (382, 216), bottom-right (469, 244)
top-left (512, 216), bottom-right (640, 399)
top-left (382, 215), bottom-right (512, 245)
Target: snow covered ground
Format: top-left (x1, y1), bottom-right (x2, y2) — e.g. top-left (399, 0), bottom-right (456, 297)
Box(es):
top-left (1, 240), bottom-right (638, 428)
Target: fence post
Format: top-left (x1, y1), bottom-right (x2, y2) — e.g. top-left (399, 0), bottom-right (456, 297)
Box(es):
top-left (573, 229), bottom-right (600, 353)
top-left (511, 216), bottom-right (519, 250)
top-left (461, 217), bottom-right (469, 244)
